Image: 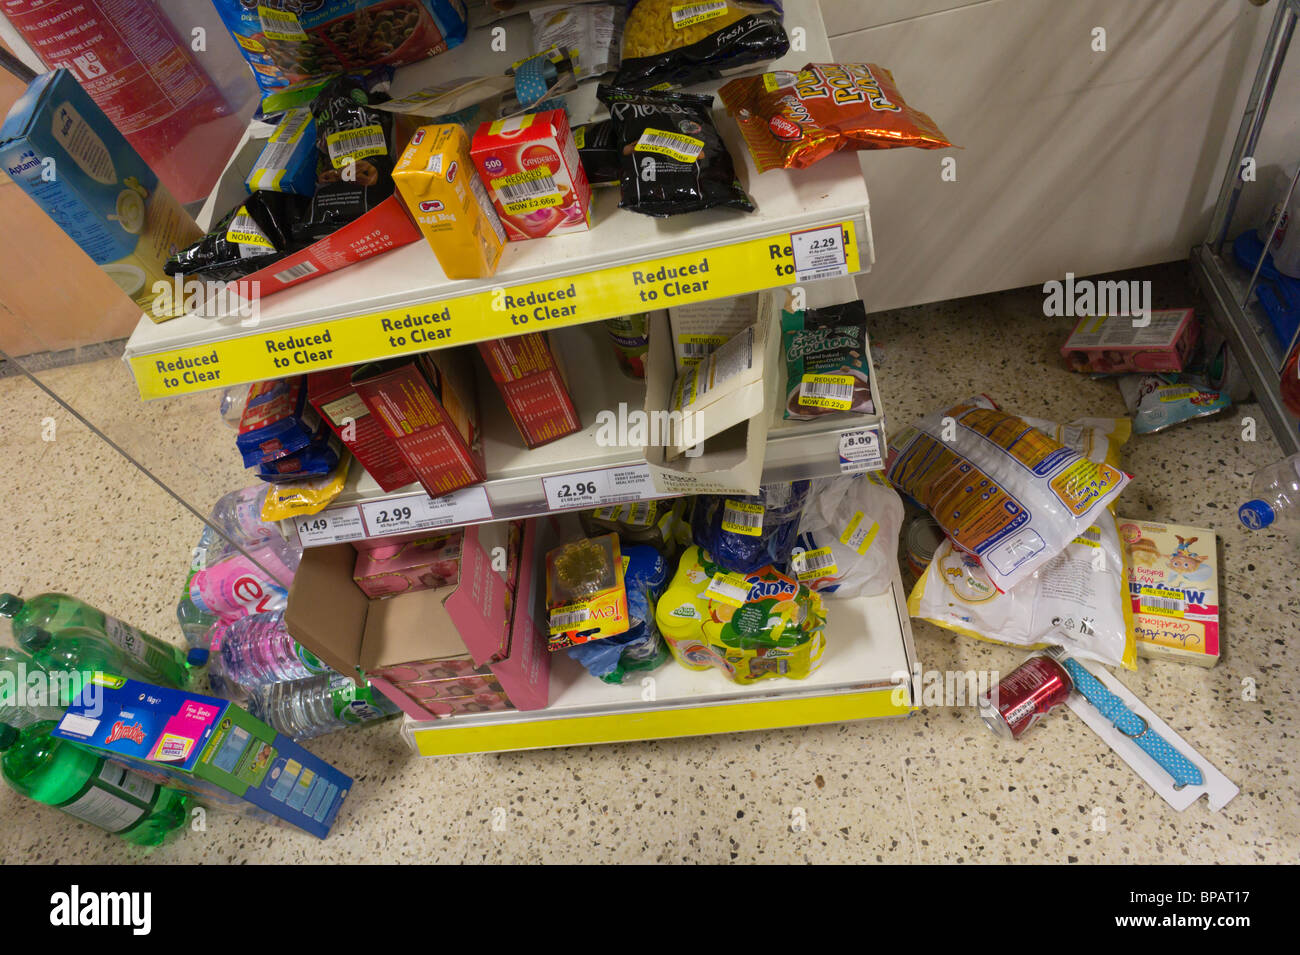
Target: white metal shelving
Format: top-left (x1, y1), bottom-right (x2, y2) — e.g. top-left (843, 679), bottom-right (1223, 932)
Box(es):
top-left (121, 0), bottom-right (874, 401)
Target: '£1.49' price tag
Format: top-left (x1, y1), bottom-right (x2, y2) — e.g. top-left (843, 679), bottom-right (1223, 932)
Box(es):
top-left (295, 506), bottom-right (365, 546)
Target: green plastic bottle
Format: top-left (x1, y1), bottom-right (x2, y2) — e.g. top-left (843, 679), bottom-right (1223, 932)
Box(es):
top-left (17, 626), bottom-right (158, 690)
top-left (1, 593), bottom-right (191, 688)
top-left (0, 721), bottom-right (191, 846)
top-left (0, 647), bottom-right (66, 728)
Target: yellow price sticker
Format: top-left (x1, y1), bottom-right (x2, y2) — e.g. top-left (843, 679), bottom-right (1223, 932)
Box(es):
top-left (721, 500), bottom-right (764, 537)
top-left (839, 511), bottom-right (879, 555)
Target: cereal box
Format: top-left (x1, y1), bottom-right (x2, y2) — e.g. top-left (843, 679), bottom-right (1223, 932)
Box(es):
top-left (1118, 518), bottom-right (1220, 666)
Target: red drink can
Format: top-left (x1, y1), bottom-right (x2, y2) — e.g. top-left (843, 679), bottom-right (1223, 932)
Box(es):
top-left (979, 655), bottom-right (1073, 739)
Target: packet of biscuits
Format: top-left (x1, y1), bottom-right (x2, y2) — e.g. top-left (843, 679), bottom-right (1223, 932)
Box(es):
top-left (781, 300), bottom-right (875, 420)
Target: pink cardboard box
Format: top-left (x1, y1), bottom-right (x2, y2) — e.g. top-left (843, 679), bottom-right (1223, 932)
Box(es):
top-left (286, 519), bottom-right (553, 719)
top-left (352, 531), bottom-right (463, 598)
top-left (1061, 308), bottom-right (1199, 373)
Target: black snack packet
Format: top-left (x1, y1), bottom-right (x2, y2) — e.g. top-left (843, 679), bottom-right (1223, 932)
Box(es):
top-left (615, 0), bottom-right (789, 90)
top-left (296, 74), bottom-right (398, 241)
top-left (574, 119), bottom-right (622, 186)
top-left (165, 191), bottom-right (306, 283)
top-left (597, 85), bottom-right (754, 217)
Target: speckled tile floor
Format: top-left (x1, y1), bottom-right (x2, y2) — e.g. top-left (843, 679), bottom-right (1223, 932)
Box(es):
top-left (0, 262), bottom-right (1295, 864)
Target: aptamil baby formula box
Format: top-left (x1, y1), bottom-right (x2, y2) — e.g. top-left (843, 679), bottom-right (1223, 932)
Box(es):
top-left (0, 69), bottom-right (200, 320)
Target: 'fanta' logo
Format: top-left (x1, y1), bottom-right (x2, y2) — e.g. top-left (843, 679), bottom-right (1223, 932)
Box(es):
top-left (745, 577), bottom-right (797, 602)
top-left (105, 721), bottom-right (146, 745)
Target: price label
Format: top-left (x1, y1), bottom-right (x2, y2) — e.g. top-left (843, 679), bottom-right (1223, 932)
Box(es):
top-left (542, 463), bottom-right (659, 512)
top-left (838, 426), bottom-right (884, 473)
top-left (295, 506), bottom-right (365, 547)
top-left (790, 225), bottom-right (849, 282)
top-left (360, 486), bottom-right (492, 537)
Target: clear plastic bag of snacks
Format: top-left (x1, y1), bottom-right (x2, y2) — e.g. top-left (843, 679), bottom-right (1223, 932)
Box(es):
top-left (885, 396), bottom-right (1130, 593)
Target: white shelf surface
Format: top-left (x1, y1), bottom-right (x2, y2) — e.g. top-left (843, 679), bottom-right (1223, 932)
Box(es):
top-left (400, 575), bottom-right (918, 756)
top-left (122, 0), bottom-right (873, 386)
top-left (286, 277), bottom-right (889, 545)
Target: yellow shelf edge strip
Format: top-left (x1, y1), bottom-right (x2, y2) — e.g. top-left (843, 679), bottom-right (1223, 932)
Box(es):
top-left (130, 221), bottom-right (861, 399)
top-left (408, 686), bottom-right (912, 757)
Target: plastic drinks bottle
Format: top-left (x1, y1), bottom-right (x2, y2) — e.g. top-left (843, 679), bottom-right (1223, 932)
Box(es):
top-left (18, 626), bottom-right (159, 690)
top-left (0, 721), bottom-right (190, 846)
top-left (1239, 453), bottom-right (1300, 538)
top-left (0, 647), bottom-right (65, 728)
top-left (0, 592), bottom-right (191, 687)
top-left (249, 674), bottom-right (401, 740)
top-left (216, 611), bottom-right (330, 690)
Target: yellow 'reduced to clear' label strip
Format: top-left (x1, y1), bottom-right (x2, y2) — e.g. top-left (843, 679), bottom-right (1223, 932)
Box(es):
top-left (129, 221), bottom-right (862, 400)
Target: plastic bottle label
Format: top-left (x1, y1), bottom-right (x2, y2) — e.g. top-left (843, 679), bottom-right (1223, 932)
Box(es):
top-left (103, 616), bottom-right (149, 661)
top-left (58, 762), bottom-right (157, 833)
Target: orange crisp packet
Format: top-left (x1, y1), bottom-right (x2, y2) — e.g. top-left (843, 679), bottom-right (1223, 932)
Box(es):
top-left (718, 63), bottom-right (953, 172)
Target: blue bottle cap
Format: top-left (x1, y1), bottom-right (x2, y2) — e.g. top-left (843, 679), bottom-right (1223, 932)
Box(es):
top-left (1238, 500), bottom-right (1275, 529)
top-left (186, 648), bottom-right (210, 667)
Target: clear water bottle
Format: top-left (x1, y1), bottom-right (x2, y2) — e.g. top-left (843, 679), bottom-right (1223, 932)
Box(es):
top-left (208, 486), bottom-right (301, 575)
top-left (0, 648), bottom-right (65, 728)
top-left (1239, 453), bottom-right (1300, 537)
top-left (248, 673), bottom-right (401, 740)
top-left (215, 611), bottom-right (330, 690)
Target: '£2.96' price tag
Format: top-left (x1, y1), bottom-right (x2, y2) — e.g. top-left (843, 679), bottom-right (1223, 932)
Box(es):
top-left (542, 463), bottom-right (658, 511)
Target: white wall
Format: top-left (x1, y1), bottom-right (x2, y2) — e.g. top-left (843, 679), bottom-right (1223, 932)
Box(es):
top-left (819, 0), bottom-right (1300, 312)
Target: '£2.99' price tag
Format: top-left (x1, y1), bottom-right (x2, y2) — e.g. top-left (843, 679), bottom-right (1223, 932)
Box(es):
top-left (295, 506), bottom-right (365, 546)
top-left (360, 486), bottom-right (492, 537)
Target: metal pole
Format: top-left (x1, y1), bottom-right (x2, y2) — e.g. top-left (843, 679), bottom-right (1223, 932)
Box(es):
top-left (1208, 1), bottom-right (1297, 251)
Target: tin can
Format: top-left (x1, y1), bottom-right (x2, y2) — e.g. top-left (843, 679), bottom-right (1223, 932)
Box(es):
top-left (904, 514), bottom-right (945, 578)
top-left (979, 654), bottom-right (1074, 739)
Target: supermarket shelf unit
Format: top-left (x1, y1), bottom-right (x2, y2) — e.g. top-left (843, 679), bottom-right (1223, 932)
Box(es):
top-left (116, 0), bottom-right (917, 753)
top-left (1194, 0), bottom-right (1300, 456)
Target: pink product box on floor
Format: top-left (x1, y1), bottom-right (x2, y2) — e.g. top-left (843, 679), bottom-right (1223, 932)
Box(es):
top-left (286, 518), bottom-right (555, 723)
top-left (352, 531), bottom-right (463, 598)
top-left (1060, 308), bottom-right (1200, 373)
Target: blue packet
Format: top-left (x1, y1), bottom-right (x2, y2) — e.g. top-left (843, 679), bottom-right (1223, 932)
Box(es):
top-left (256, 431), bottom-right (341, 481)
top-left (1118, 374), bottom-right (1230, 434)
top-left (246, 108), bottom-right (318, 196)
top-left (692, 481), bottom-right (811, 574)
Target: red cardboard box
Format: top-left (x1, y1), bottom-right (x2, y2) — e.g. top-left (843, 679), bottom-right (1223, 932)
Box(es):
top-left (351, 352), bottom-right (485, 497)
top-left (477, 333), bottom-right (581, 448)
top-left (470, 110), bottom-right (592, 241)
top-left (225, 195), bottom-right (420, 301)
top-left (307, 367), bottom-right (417, 492)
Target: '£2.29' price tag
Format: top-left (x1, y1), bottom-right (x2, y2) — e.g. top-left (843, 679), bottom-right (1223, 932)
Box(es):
top-left (790, 225), bottom-right (849, 283)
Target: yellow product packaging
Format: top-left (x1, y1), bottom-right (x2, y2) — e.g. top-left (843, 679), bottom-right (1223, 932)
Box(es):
top-left (546, 535), bottom-right (630, 650)
top-left (392, 123), bottom-right (507, 280)
top-left (655, 545), bottom-right (826, 685)
top-left (260, 458), bottom-right (350, 522)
